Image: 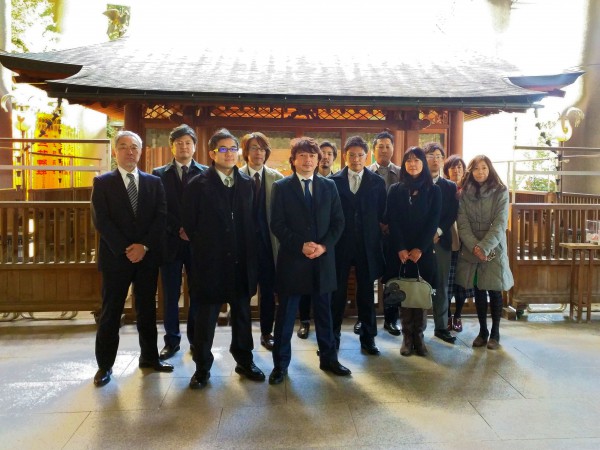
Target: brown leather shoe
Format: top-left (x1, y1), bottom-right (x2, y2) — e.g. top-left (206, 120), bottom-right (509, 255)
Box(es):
top-left (453, 317), bottom-right (463, 332)
top-left (487, 338), bottom-right (500, 350)
top-left (472, 335), bottom-right (488, 348)
top-left (400, 336), bottom-right (413, 356)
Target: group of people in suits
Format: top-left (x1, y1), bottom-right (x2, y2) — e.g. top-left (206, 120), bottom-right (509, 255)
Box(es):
top-left (91, 125), bottom-right (512, 388)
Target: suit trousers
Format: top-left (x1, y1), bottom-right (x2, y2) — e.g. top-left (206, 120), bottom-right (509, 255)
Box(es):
top-left (95, 263), bottom-right (160, 369)
top-left (331, 247), bottom-right (377, 339)
top-left (298, 294), bottom-right (311, 322)
top-left (257, 238), bottom-right (277, 335)
top-left (160, 246), bottom-right (199, 347)
top-left (273, 293), bottom-right (337, 370)
top-left (192, 299), bottom-right (254, 372)
top-left (432, 242), bottom-right (451, 331)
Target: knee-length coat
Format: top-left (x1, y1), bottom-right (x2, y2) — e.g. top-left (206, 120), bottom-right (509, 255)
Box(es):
top-left (455, 183), bottom-right (514, 291)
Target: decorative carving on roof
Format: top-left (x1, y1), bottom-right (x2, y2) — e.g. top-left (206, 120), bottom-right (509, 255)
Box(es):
top-left (209, 106), bottom-right (387, 121)
top-left (419, 110), bottom-right (448, 126)
top-left (144, 104), bottom-right (183, 120)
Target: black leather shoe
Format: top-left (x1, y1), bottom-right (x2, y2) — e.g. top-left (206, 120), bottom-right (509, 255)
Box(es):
top-left (384, 321), bottom-right (401, 336)
top-left (260, 334), bottom-right (274, 351)
top-left (360, 338), bottom-right (380, 355)
top-left (139, 359), bottom-right (175, 372)
top-left (297, 321), bottom-right (310, 339)
top-left (319, 361), bottom-right (352, 376)
top-left (189, 370), bottom-right (210, 389)
top-left (268, 367), bottom-right (287, 385)
top-left (93, 368), bottom-right (112, 387)
top-left (235, 363), bottom-right (266, 381)
top-left (353, 320), bottom-right (362, 335)
top-left (434, 330), bottom-right (457, 344)
top-left (159, 344), bottom-right (180, 360)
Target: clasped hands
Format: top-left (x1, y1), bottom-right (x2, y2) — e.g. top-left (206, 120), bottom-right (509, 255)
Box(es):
top-left (302, 241), bottom-right (326, 259)
top-left (473, 245), bottom-right (488, 262)
top-left (398, 248), bottom-right (422, 264)
top-left (126, 243), bottom-right (146, 263)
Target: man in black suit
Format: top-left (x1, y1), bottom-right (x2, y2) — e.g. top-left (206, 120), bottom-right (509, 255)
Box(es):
top-left (424, 142), bottom-right (458, 344)
top-left (297, 140), bottom-right (338, 340)
top-left (182, 128), bottom-right (265, 389)
top-left (239, 132), bottom-right (284, 351)
top-left (152, 124), bottom-right (207, 360)
top-left (268, 137), bottom-right (351, 385)
top-left (91, 130), bottom-right (173, 387)
top-left (331, 136), bottom-right (387, 355)
top-left (368, 131), bottom-right (403, 336)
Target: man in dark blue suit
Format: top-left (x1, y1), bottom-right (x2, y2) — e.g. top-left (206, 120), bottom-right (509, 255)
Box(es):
top-left (182, 128), bottom-right (265, 389)
top-left (152, 124), bottom-right (207, 360)
top-left (424, 142), bottom-right (458, 344)
top-left (331, 136), bottom-right (387, 355)
top-left (268, 137), bottom-right (351, 385)
top-left (91, 130), bottom-right (173, 387)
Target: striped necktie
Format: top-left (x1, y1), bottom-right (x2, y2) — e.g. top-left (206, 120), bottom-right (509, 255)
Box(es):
top-left (126, 173), bottom-right (138, 215)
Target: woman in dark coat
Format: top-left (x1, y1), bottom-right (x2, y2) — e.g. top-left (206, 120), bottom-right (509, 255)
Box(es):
top-left (385, 147), bottom-right (441, 356)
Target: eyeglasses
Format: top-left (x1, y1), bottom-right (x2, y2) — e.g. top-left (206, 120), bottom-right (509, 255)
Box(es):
top-left (249, 146), bottom-right (266, 152)
top-left (117, 145), bottom-right (140, 152)
top-left (214, 147), bottom-right (239, 153)
top-left (347, 153), bottom-right (366, 160)
top-left (426, 155), bottom-right (444, 161)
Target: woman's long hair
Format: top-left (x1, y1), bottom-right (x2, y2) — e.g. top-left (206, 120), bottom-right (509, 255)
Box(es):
top-left (399, 146), bottom-right (433, 189)
top-left (462, 154), bottom-right (505, 196)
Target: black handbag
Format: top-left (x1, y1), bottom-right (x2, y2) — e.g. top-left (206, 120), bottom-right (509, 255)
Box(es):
top-left (383, 263), bottom-right (433, 309)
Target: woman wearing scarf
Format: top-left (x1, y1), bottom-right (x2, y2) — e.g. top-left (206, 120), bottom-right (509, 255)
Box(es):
top-left (385, 147), bottom-right (441, 356)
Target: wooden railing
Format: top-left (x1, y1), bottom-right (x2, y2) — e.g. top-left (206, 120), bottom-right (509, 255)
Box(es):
top-left (508, 203), bottom-right (600, 309)
top-left (0, 201), bottom-right (101, 314)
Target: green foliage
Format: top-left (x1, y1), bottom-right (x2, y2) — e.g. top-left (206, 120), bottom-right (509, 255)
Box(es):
top-left (516, 118), bottom-right (559, 192)
top-left (105, 4), bottom-right (130, 41)
top-left (11, 0), bottom-right (58, 53)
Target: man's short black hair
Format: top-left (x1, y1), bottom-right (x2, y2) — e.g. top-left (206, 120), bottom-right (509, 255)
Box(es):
top-left (423, 142), bottom-right (445, 158)
top-left (344, 135), bottom-right (368, 154)
top-left (373, 131), bottom-right (394, 148)
top-left (169, 124), bottom-right (197, 146)
top-left (319, 140), bottom-right (338, 160)
top-left (208, 128), bottom-right (239, 151)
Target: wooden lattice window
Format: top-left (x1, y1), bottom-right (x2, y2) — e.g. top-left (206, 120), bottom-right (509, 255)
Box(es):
top-left (144, 105), bottom-right (183, 120)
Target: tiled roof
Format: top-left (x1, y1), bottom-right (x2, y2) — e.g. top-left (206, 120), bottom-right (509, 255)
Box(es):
top-left (1, 36), bottom-right (550, 108)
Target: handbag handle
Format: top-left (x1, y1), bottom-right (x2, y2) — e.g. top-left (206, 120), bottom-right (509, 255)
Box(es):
top-left (399, 261), bottom-right (423, 280)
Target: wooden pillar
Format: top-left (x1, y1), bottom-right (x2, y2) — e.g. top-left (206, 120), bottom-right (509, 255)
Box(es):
top-left (195, 125), bottom-right (211, 166)
top-left (391, 129), bottom-right (403, 166)
top-left (123, 103), bottom-right (145, 170)
top-left (340, 129), bottom-right (348, 167)
top-left (448, 110), bottom-right (464, 157)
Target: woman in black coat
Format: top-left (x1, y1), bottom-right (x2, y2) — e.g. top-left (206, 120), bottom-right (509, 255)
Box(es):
top-left (385, 147), bottom-right (441, 356)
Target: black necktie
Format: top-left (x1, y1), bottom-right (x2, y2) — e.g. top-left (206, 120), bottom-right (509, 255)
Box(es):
top-left (181, 165), bottom-right (189, 185)
top-left (254, 172), bottom-right (261, 205)
top-left (303, 179), bottom-right (312, 209)
top-left (126, 173), bottom-right (138, 215)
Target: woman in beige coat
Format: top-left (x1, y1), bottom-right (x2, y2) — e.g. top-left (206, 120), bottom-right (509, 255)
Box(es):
top-left (455, 155), bottom-right (514, 350)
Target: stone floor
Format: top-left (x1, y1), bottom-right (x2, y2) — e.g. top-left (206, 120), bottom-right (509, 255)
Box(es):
top-left (2, 311), bottom-right (600, 449)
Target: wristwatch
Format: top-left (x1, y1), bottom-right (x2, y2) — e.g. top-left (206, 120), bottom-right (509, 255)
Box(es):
top-left (143, 245), bottom-right (149, 252)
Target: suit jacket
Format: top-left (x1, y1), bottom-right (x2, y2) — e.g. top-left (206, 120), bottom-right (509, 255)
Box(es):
top-left (270, 174), bottom-right (345, 296)
top-left (435, 176), bottom-right (459, 251)
top-left (368, 162), bottom-right (401, 191)
top-left (182, 166), bottom-right (258, 304)
top-left (239, 164), bottom-right (284, 261)
top-left (152, 159), bottom-right (207, 262)
top-left (91, 169), bottom-right (166, 272)
top-left (331, 167), bottom-right (386, 281)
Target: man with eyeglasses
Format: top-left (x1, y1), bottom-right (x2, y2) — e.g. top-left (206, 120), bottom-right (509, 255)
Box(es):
top-left (239, 132), bottom-right (284, 351)
top-left (91, 130), bottom-right (172, 387)
top-left (297, 140), bottom-right (339, 340)
top-left (182, 128), bottom-right (266, 389)
top-left (268, 137), bottom-right (350, 385)
top-left (152, 124), bottom-right (208, 361)
top-left (331, 136), bottom-right (387, 355)
top-left (368, 131), bottom-right (402, 336)
top-left (424, 142), bottom-right (458, 344)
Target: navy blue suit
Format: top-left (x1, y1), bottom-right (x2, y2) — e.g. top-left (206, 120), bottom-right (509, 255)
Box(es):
top-left (91, 169), bottom-right (166, 370)
top-left (152, 159), bottom-right (207, 348)
top-left (270, 174), bottom-right (344, 370)
top-left (331, 167), bottom-right (386, 342)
